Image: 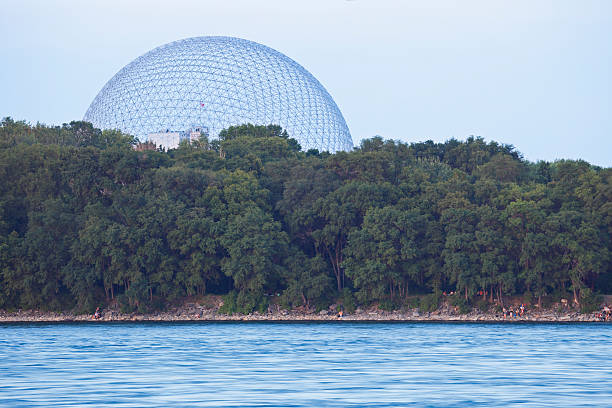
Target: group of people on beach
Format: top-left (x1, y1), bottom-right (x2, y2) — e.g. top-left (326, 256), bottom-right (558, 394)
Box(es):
top-left (502, 304), bottom-right (526, 319)
top-left (597, 307), bottom-right (611, 321)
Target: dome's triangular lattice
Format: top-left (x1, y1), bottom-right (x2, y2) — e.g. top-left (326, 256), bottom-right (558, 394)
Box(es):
top-left (84, 36), bottom-right (353, 152)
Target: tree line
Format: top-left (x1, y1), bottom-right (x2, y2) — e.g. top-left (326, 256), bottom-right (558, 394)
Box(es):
top-left (0, 117), bottom-right (610, 314)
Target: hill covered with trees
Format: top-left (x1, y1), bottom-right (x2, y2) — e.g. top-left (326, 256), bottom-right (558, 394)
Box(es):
top-left (0, 118), bottom-right (610, 314)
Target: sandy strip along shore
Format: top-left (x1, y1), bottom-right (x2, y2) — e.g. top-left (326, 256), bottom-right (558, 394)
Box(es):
top-left (1, 307), bottom-right (608, 323)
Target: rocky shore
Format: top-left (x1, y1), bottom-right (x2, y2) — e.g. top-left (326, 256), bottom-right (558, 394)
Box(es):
top-left (1, 302), bottom-right (608, 323)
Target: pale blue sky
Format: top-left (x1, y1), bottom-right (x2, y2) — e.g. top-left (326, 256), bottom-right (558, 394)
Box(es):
top-left (1, 0), bottom-right (610, 166)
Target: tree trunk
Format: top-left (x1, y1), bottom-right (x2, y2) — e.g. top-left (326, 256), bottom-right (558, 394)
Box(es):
top-left (324, 245), bottom-right (342, 291)
top-left (573, 286), bottom-right (579, 306)
top-left (337, 241), bottom-right (344, 290)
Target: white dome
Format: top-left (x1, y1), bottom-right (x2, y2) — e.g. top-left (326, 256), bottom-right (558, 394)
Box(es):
top-left (84, 36), bottom-right (353, 152)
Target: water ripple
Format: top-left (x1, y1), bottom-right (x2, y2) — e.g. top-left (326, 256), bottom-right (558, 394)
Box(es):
top-left (1, 322), bottom-right (611, 407)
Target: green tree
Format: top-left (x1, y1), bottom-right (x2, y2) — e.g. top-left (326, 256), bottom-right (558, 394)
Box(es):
top-left (221, 206), bottom-right (288, 310)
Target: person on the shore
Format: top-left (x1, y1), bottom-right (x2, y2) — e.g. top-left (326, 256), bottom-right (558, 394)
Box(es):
top-left (600, 306), bottom-right (611, 321)
top-left (93, 307), bottom-right (101, 320)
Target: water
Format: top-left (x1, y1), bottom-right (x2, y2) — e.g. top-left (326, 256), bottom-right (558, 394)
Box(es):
top-left (1, 322), bottom-right (611, 407)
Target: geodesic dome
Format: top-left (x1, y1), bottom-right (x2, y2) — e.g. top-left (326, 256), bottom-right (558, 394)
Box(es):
top-left (84, 36), bottom-right (353, 152)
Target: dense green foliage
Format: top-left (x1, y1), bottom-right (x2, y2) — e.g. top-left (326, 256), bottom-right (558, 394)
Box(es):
top-left (1, 118), bottom-right (610, 313)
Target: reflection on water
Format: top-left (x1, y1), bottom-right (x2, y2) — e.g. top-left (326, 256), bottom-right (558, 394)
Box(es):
top-left (1, 322), bottom-right (611, 407)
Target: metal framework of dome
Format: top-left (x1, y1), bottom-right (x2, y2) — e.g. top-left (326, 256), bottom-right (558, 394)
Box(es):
top-left (84, 36), bottom-right (353, 152)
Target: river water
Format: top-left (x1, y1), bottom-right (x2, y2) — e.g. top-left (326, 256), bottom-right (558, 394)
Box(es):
top-left (1, 322), bottom-right (611, 407)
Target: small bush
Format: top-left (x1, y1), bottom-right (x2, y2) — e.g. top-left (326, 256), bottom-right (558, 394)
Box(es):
top-left (541, 295), bottom-right (553, 308)
top-left (340, 288), bottom-right (356, 313)
top-left (419, 292), bottom-right (441, 312)
top-left (378, 298), bottom-right (397, 311)
top-left (474, 298), bottom-right (490, 312)
top-left (522, 291), bottom-right (533, 305)
top-left (219, 290), bottom-right (268, 315)
top-left (407, 296), bottom-right (420, 309)
top-left (277, 293), bottom-right (292, 310)
top-left (450, 295), bottom-right (471, 314)
top-left (580, 288), bottom-right (602, 314)
top-left (116, 293), bottom-right (164, 314)
top-left (219, 291), bottom-right (238, 315)
top-left (314, 300), bottom-right (329, 313)
top-left (118, 294), bottom-right (136, 314)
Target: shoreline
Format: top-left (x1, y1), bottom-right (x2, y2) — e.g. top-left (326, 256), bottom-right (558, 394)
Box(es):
top-left (1, 308), bottom-right (608, 323)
